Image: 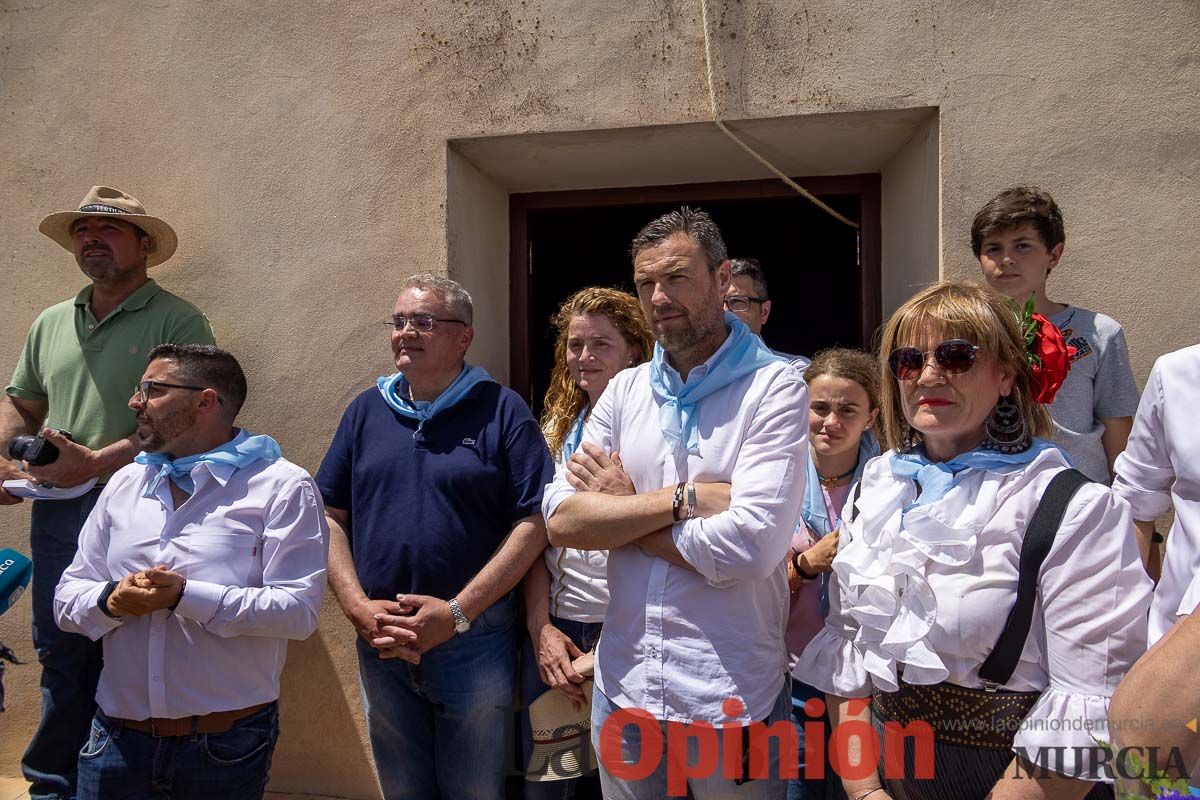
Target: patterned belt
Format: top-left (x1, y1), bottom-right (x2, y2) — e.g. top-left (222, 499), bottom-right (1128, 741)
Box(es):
top-left (114, 702), bottom-right (270, 737)
top-left (871, 681), bottom-right (1040, 750)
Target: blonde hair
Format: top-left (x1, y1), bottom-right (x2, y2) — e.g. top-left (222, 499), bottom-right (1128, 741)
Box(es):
top-left (540, 287), bottom-right (654, 458)
top-left (877, 281), bottom-right (1052, 452)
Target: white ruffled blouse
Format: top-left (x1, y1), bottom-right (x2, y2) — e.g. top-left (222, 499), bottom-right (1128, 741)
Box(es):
top-left (794, 446), bottom-right (1153, 779)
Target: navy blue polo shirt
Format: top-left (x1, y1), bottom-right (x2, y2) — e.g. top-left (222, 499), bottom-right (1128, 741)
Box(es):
top-left (316, 380), bottom-right (553, 601)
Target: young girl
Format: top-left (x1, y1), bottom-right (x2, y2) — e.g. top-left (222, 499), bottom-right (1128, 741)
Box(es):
top-left (786, 348), bottom-right (880, 800)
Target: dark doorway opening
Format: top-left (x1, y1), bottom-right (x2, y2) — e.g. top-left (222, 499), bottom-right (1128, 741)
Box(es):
top-left (509, 175), bottom-right (881, 412)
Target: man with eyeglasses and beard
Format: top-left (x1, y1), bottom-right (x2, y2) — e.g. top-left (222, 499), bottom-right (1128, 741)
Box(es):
top-left (54, 343), bottom-right (328, 800)
top-left (316, 273), bottom-right (554, 799)
top-left (723, 257), bottom-right (811, 370)
top-left (1, 187), bottom-right (214, 800)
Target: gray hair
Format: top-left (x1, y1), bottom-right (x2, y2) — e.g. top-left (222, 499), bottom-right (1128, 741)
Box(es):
top-left (401, 272), bottom-right (474, 325)
top-left (629, 207), bottom-right (728, 272)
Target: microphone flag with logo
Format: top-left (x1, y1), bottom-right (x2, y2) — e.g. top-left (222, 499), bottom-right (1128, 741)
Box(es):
top-left (0, 549), bottom-right (33, 616)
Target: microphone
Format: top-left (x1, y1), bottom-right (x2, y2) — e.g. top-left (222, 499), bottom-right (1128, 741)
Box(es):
top-left (0, 549), bottom-right (33, 616)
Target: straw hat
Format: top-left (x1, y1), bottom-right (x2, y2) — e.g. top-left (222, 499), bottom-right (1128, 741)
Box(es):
top-left (526, 678), bottom-right (598, 782)
top-left (39, 186), bottom-right (178, 267)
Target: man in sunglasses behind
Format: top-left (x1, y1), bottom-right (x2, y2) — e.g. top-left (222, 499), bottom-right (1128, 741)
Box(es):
top-left (723, 257), bottom-right (811, 370)
top-left (54, 343), bottom-right (328, 799)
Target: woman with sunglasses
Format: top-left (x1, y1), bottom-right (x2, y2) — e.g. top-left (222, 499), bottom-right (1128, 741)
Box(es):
top-left (795, 282), bottom-right (1152, 800)
top-left (520, 286), bottom-right (653, 798)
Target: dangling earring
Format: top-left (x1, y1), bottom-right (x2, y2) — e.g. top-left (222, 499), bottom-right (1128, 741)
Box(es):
top-left (983, 394), bottom-right (1030, 453)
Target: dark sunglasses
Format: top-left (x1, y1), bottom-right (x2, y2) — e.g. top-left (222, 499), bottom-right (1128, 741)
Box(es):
top-left (888, 339), bottom-right (980, 381)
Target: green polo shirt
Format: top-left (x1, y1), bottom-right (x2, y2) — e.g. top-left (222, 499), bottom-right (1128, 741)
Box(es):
top-left (6, 279), bottom-right (215, 469)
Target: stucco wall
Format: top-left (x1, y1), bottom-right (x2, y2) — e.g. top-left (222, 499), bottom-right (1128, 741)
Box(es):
top-left (1, 0), bottom-right (1197, 795)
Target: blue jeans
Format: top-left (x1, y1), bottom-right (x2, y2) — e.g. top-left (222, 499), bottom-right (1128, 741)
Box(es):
top-left (787, 681), bottom-right (845, 800)
top-left (591, 678), bottom-right (792, 799)
top-left (75, 703), bottom-right (280, 800)
top-left (520, 615), bottom-right (603, 800)
top-left (357, 592), bottom-right (518, 800)
top-left (24, 489), bottom-right (105, 800)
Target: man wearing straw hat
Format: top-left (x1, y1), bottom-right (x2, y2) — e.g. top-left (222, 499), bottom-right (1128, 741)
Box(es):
top-left (0, 186), bottom-right (214, 800)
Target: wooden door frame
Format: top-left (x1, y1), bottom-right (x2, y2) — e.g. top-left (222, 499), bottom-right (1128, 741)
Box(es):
top-left (508, 174), bottom-right (881, 402)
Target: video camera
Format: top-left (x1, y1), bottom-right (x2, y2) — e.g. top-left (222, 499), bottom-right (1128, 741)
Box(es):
top-left (7, 429), bottom-right (72, 466)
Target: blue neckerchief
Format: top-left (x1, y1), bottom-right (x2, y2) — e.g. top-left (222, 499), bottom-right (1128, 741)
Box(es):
top-left (890, 438), bottom-right (1059, 507)
top-left (803, 430), bottom-right (880, 618)
top-left (802, 430), bottom-right (880, 538)
top-left (376, 364), bottom-right (494, 438)
top-left (135, 430), bottom-right (282, 498)
top-left (560, 405), bottom-right (588, 463)
top-left (648, 313), bottom-right (784, 455)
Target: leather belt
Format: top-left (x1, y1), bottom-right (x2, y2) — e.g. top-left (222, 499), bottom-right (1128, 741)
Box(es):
top-left (115, 702), bottom-right (270, 737)
top-left (872, 681), bottom-right (1040, 750)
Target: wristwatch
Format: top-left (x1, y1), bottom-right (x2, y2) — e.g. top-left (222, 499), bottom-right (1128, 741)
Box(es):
top-left (447, 598), bottom-right (470, 635)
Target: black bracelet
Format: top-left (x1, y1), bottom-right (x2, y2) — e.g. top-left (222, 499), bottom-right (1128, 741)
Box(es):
top-left (97, 580), bottom-right (122, 620)
top-left (671, 481), bottom-right (686, 522)
top-left (792, 550), bottom-right (818, 581)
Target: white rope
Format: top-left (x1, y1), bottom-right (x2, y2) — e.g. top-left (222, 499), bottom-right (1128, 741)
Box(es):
top-left (697, 0), bottom-right (860, 229)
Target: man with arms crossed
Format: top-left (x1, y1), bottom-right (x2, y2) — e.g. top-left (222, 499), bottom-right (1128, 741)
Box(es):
top-left (54, 344), bottom-right (327, 799)
top-left (544, 208), bottom-right (809, 799)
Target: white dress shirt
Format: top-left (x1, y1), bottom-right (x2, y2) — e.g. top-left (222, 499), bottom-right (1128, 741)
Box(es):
top-left (55, 432), bottom-right (328, 720)
top-left (795, 446), bottom-right (1152, 779)
top-left (1113, 343), bottom-right (1200, 646)
top-left (543, 339), bottom-right (809, 724)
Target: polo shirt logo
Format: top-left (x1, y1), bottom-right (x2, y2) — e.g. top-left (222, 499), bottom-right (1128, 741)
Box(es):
top-left (462, 438), bottom-right (476, 445)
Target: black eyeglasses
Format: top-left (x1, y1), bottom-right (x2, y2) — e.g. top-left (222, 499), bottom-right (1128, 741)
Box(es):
top-left (383, 314), bottom-right (468, 332)
top-left (134, 380), bottom-right (222, 405)
top-left (723, 295), bottom-right (768, 313)
top-left (888, 339), bottom-right (980, 381)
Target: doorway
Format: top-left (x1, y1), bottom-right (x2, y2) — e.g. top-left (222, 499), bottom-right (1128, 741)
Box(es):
top-left (509, 174), bottom-right (881, 411)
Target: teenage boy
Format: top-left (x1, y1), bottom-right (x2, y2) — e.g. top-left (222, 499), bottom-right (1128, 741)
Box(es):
top-left (972, 186), bottom-right (1139, 484)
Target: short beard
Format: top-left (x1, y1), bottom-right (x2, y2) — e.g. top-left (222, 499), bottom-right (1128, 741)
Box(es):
top-left (655, 297), bottom-right (726, 356)
top-left (136, 408), bottom-right (196, 454)
top-left (79, 259), bottom-right (116, 281)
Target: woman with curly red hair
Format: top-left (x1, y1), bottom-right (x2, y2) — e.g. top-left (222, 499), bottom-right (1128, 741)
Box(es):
top-left (520, 286), bottom-right (652, 798)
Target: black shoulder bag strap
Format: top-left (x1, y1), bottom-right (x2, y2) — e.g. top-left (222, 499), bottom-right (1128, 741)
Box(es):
top-left (977, 468), bottom-right (1090, 690)
top-left (848, 480), bottom-right (863, 523)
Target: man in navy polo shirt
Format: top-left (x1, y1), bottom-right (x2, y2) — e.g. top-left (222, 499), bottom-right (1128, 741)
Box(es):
top-left (317, 273), bottom-right (553, 799)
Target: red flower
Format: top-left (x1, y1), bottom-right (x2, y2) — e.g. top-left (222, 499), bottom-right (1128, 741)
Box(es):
top-left (1029, 314), bottom-right (1075, 404)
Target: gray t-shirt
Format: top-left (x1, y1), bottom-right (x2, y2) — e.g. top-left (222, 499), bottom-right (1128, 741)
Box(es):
top-left (1047, 305), bottom-right (1140, 483)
